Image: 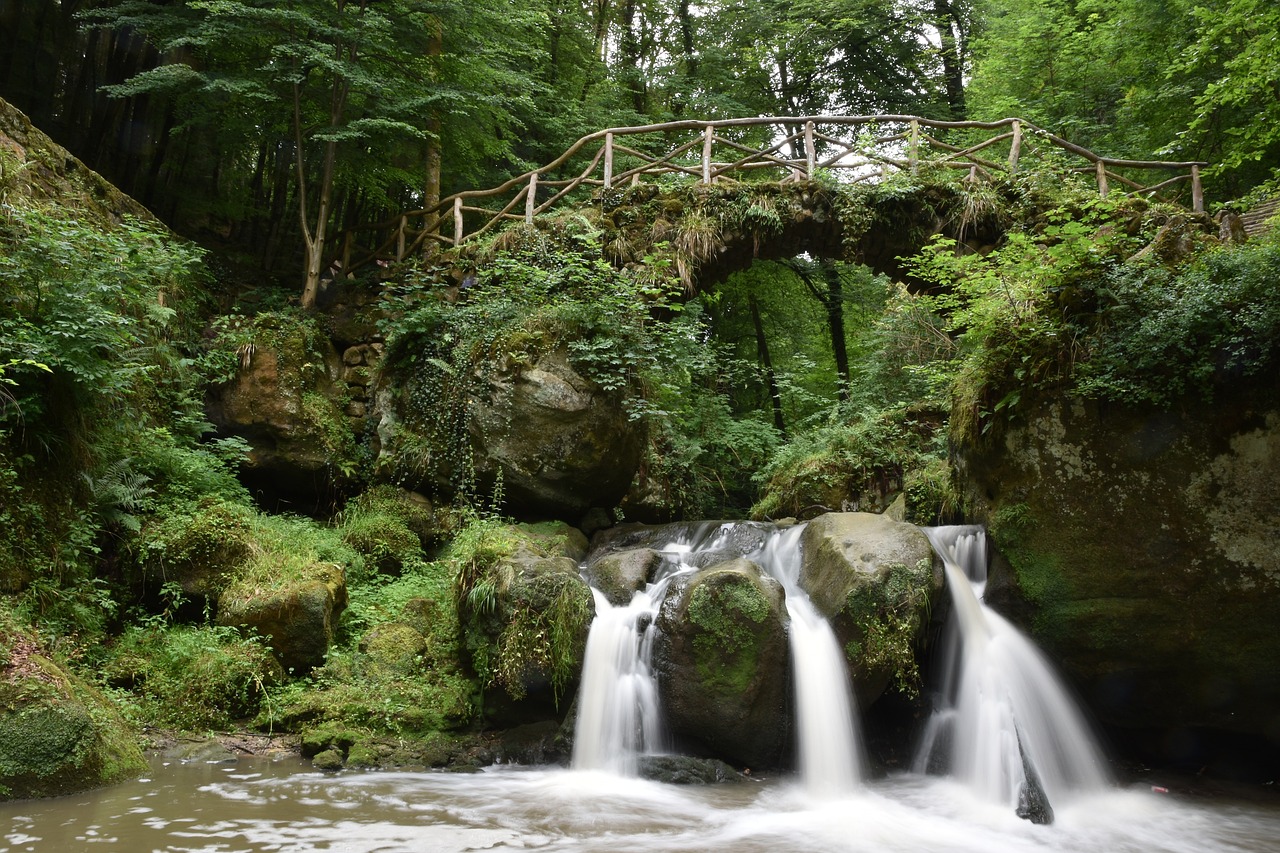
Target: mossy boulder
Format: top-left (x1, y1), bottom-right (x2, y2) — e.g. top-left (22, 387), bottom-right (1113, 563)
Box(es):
top-left (956, 385), bottom-right (1280, 751)
top-left (654, 558), bottom-right (789, 769)
top-left (340, 486), bottom-right (438, 574)
top-left (359, 622), bottom-right (428, 677)
top-left (217, 562), bottom-right (348, 674)
top-left (379, 348), bottom-right (642, 519)
top-left (799, 512), bottom-right (938, 702)
top-left (457, 527), bottom-right (595, 720)
top-left (581, 547), bottom-right (662, 605)
top-left (135, 499), bottom-right (255, 601)
top-left (468, 350), bottom-right (642, 518)
top-left (1, 635), bottom-right (146, 800)
top-left (206, 312), bottom-right (358, 511)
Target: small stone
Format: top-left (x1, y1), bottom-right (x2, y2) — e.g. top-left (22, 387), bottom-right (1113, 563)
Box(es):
top-left (342, 347), bottom-right (364, 366)
top-left (312, 749), bottom-right (345, 771)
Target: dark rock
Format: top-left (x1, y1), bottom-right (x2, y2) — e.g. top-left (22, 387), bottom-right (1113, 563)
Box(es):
top-left (653, 558), bottom-right (790, 769)
top-left (582, 547), bottom-right (662, 605)
top-left (637, 755), bottom-right (746, 784)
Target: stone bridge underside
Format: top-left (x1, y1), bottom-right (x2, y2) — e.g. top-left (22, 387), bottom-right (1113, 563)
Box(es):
top-left (593, 179), bottom-right (1013, 291)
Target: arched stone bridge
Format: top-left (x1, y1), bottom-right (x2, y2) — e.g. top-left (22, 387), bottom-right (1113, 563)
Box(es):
top-left (334, 115), bottom-right (1208, 284)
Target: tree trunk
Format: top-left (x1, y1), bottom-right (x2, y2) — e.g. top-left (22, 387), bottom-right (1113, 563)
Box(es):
top-left (749, 292), bottom-right (786, 437)
top-left (933, 0), bottom-right (968, 120)
top-left (822, 260), bottom-right (850, 402)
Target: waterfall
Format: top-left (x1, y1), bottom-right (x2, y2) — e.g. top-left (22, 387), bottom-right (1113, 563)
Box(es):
top-left (749, 525), bottom-right (865, 794)
top-left (915, 526), bottom-right (1111, 818)
top-left (572, 521), bottom-right (865, 795)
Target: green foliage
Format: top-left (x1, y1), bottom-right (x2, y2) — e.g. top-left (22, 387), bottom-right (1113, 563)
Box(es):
top-left (0, 206), bottom-right (207, 426)
top-left (338, 486), bottom-right (437, 577)
top-left (1077, 234), bottom-right (1280, 405)
top-left (99, 624), bottom-right (280, 731)
top-left (752, 405), bottom-right (943, 520)
top-left (842, 559), bottom-right (931, 697)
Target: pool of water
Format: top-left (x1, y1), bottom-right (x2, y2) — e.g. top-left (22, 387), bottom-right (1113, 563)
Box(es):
top-left (3, 755), bottom-right (1278, 852)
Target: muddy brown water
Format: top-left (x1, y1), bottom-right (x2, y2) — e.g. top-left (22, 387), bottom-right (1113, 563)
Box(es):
top-left (3, 753), bottom-right (1279, 852)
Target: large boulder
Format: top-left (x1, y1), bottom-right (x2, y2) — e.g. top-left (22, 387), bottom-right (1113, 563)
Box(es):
top-left (206, 313), bottom-right (357, 511)
top-left (217, 562), bottom-right (348, 674)
top-left (653, 558), bottom-right (790, 769)
top-left (1, 631), bottom-right (146, 800)
top-left (377, 349), bottom-right (642, 520)
top-left (799, 513), bottom-right (938, 703)
top-left (467, 350), bottom-right (643, 517)
top-left (957, 383), bottom-right (1280, 755)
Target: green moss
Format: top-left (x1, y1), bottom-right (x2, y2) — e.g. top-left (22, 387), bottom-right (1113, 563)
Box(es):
top-left (687, 572), bottom-right (770, 695)
top-left (841, 558), bottom-right (931, 696)
top-left (135, 499), bottom-right (255, 597)
top-left (1, 652), bottom-right (146, 800)
top-left (988, 502), bottom-right (1072, 638)
top-left (100, 624), bottom-right (281, 731)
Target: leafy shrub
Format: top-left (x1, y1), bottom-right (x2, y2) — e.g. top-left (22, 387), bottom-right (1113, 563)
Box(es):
top-left (101, 624), bottom-right (281, 730)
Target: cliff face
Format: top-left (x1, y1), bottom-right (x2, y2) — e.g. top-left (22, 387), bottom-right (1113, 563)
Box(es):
top-left (957, 378), bottom-right (1280, 754)
top-left (0, 96), bottom-right (153, 225)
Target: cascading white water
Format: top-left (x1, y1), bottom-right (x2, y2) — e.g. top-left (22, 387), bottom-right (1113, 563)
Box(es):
top-left (750, 525), bottom-right (865, 794)
top-left (572, 522), bottom-right (865, 794)
top-left (570, 586), bottom-right (669, 775)
top-left (915, 526), bottom-right (1111, 815)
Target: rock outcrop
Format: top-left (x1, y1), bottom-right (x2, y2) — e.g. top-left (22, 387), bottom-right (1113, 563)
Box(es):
top-left (1, 631), bottom-right (146, 800)
top-left (217, 562), bottom-right (348, 674)
top-left (957, 381), bottom-right (1280, 755)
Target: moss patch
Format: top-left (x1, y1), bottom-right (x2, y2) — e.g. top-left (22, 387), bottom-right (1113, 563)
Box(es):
top-left (1, 646), bottom-right (145, 800)
top-left (687, 570), bottom-right (770, 696)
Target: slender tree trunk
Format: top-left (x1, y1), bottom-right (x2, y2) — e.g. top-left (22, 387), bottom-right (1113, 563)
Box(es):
top-left (933, 0), bottom-right (967, 120)
top-left (749, 292), bottom-right (786, 437)
top-left (423, 18), bottom-right (443, 239)
top-left (821, 260), bottom-right (850, 402)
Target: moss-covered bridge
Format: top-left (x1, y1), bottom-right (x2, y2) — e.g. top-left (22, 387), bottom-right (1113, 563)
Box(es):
top-left (331, 114), bottom-right (1207, 288)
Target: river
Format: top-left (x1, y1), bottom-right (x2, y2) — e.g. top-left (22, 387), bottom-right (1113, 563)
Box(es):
top-left (3, 753), bottom-right (1278, 852)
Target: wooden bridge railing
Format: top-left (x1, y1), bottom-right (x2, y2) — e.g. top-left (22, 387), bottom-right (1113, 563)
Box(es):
top-left (335, 115), bottom-right (1208, 277)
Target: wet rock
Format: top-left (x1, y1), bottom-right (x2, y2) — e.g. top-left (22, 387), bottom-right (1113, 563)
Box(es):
top-left (638, 755), bottom-right (746, 784)
top-left (959, 387), bottom-right (1280, 747)
top-left (653, 558), bottom-right (790, 769)
top-left (799, 513), bottom-right (937, 702)
top-left (581, 547), bottom-right (662, 605)
top-left (312, 749), bottom-right (345, 771)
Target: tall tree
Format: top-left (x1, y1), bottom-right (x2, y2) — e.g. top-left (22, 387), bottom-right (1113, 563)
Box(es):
top-left (86, 0), bottom-right (542, 303)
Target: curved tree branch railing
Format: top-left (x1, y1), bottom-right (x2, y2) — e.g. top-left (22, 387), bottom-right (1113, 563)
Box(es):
top-left (334, 116), bottom-right (1208, 277)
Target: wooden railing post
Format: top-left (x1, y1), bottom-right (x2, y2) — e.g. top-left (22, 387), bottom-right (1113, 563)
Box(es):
top-left (396, 214), bottom-right (407, 261)
top-left (805, 121), bottom-right (816, 178)
top-left (525, 172), bottom-right (538, 225)
top-left (909, 119), bottom-right (920, 174)
top-left (603, 132), bottom-right (614, 189)
top-left (1008, 120), bottom-right (1022, 174)
top-left (453, 196), bottom-right (464, 245)
top-left (1095, 160), bottom-right (1110, 199)
top-left (702, 124), bottom-right (714, 184)
top-left (1191, 164), bottom-right (1204, 213)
